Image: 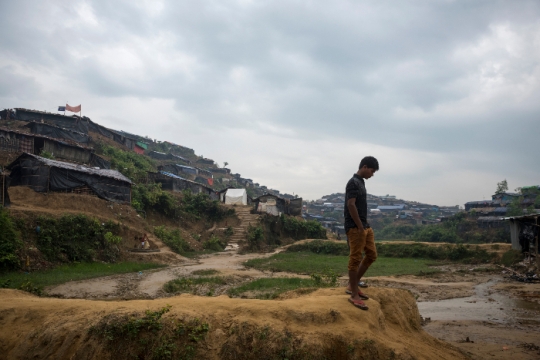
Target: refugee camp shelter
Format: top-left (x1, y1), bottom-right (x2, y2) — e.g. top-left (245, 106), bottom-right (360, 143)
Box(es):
top-left (0, 127), bottom-right (94, 164)
top-left (13, 108), bottom-right (89, 133)
top-left (25, 122), bottom-right (90, 144)
top-left (1, 169), bottom-right (10, 207)
top-left (224, 188), bottom-right (248, 205)
top-left (159, 164), bottom-right (198, 176)
top-left (505, 214), bottom-right (539, 250)
top-left (252, 194), bottom-right (302, 216)
top-left (149, 171), bottom-right (218, 200)
top-left (147, 151), bottom-right (170, 160)
top-left (7, 153), bottom-right (132, 203)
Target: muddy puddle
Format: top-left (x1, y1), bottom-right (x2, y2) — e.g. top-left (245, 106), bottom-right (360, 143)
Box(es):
top-left (418, 279), bottom-right (540, 325)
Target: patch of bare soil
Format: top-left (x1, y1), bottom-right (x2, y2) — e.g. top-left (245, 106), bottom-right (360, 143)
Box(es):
top-left (365, 266), bottom-right (540, 360)
top-left (0, 288), bottom-right (466, 360)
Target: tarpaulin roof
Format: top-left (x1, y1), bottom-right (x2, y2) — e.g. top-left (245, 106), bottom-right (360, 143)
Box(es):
top-left (7, 153), bottom-right (131, 183)
top-left (159, 171), bottom-right (214, 192)
top-left (0, 127), bottom-right (93, 150)
top-left (13, 108), bottom-right (89, 133)
top-left (7, 153), bottom-right (131, 203)
top-left (25, 122), bottom-right (90, 144)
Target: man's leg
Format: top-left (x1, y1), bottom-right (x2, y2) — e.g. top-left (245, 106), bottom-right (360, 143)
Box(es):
top-left (347, 228), bottom-right (366, 301)
top-left (358, 228), bottom-right (377, 279)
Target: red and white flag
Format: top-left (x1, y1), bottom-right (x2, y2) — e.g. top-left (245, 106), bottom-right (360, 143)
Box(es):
top-left (65, 104), bottom-right (81, 113)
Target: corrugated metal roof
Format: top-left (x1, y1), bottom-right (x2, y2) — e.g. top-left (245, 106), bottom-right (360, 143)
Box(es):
top-left (136, 141), bottom-right (148, 150)
top-left (9, 153), bottom-right (131, 184)
top-left (503, 213), bottom-right (540, 220)
top-left (159, 171), bottom-right (214, 191)
top-left (159, 171), bottom-right (185, 180)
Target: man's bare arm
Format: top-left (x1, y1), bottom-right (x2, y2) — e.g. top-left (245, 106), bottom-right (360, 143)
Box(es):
top-left (347, 198), bottom-right (364, 231)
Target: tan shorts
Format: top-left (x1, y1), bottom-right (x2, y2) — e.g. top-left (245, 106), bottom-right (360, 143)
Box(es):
top-left (347, 227), bottom-right (377, 271)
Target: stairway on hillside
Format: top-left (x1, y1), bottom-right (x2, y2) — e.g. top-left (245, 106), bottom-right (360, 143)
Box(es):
top-left (224, 205), bottom-right (260, 251)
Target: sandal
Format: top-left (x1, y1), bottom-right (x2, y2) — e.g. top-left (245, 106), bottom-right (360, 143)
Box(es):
top-left (358, 281), bottom-right (368, 288)
top-left (348, 297), bottom-right (369, 310)
top-left (345, 290), bottom-right (369, 300)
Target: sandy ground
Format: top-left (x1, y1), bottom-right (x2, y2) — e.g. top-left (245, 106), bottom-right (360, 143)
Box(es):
top-left (0, 287), bottom-right (466, 360)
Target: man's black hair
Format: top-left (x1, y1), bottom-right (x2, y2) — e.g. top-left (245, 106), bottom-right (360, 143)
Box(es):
top-left (359, 156), bottom-right (379, 170)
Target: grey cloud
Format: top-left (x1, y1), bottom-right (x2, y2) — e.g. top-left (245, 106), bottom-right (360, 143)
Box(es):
top-left (1, 0), bottom-right (539, 201)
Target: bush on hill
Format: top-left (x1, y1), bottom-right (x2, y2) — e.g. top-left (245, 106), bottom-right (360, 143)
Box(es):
top-left (154, 226), bottom-right (192, 254)
top-left (132, 183), bottom-right (178, 216)
top-left (36, 215), bottom-right (122, 263)
top-left (180, 190), bottom-right (234, 221)
top-left (373, 212), bottom-right (510, 244)
top-left (281, 215), bottom-right (327, 240)
top-left (0, 208), bottom-right (22, 271)
top-left (97, 143), bottom-right (156, 180)
top-left (132, 186), bottom-right (233, 222)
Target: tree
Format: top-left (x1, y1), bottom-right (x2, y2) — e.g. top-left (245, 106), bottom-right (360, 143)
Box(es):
top-left (223, 162), bottom-right (229, 168)
top-left (507, 196), bottom-right (525, 217)
top-left (495, 179), bottom-right (508, 194)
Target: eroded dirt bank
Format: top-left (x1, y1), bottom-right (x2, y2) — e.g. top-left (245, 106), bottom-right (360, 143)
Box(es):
top-left (0, 288), bottom-right (465, 360)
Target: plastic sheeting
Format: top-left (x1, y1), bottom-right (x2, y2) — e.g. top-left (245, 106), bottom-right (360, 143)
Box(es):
top-left (225, 188), bottom-right (247, 205)
top-left (26, 122), bottom-right (89, 144)
top-left (89, 154), bottom-right (111, 169)
top-left (14, 109), bottom-right (89, 134)
top-left (7, 153), bottom-right (131, 203)
top-left (1, 174), bottom-right (10, 207)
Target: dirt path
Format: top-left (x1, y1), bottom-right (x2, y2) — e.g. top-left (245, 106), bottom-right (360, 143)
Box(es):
top-left (46, 248), bottom-right (284, 299)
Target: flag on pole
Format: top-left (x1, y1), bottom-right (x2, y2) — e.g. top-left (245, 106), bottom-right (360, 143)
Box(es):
top-left (58, 106), bottom-right (66, 111)
top-left (65, 104), bottom-right (81, 113)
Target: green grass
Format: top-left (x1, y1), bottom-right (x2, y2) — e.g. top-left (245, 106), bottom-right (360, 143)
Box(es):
top-left (227, 277), bottom-right (325, 299)
top-left (244, 252), bottom-right (438, 277)
top-left (191, 269), bottom-right (220, 276)
top-left (0, 262), bottom-right (165, 290)
top-left (163, 276), bottom-right (228, 293)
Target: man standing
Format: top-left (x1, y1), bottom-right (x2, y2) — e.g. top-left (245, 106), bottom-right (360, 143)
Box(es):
top-left (344, 156), bottom-right (379, 310)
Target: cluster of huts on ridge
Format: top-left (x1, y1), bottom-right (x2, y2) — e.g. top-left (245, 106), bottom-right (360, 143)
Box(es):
top-left (0, 107), bottom-right (301, 216)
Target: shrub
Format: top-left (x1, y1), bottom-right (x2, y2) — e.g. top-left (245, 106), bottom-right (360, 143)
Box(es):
top-left (281, 215), bottom-right (326, 240)
top-left (180, 190), bottom-right (234, 221)
top-left (36, 215), bottom-right (121, 263)
top-left (154, 226), bottom-right (192, 253)
top-left (89, 305), bottom-right (209, 360)
top-left (414, 226), bottom-right (460, 243)
top-left (97, 143), bottom-right (156, 181)
top-left (104, 232), bottom-right (122, 245)
top-left (131, 183), bottom-right (179, 216)
top-left (0, 209), bottom-right (22, 271)
top-left (202, 235), bottom-right (225, 251)
top-left (247, 225), bottom-right (265, 250)
top-left (500, 249), bottom-right (523, 267)
top-left (224, 226), bottom-right (234, 237)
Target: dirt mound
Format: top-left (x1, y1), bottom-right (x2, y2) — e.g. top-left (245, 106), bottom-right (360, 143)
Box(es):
top-left (0, 288), bottom-right (466, 359)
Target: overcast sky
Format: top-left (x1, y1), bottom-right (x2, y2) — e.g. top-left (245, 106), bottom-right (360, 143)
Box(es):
top-left (1, 0), bottom-right (539, 205)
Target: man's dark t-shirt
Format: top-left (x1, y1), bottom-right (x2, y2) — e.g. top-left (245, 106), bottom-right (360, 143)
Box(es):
top-left (344, 174), bottom-right (369, 232)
